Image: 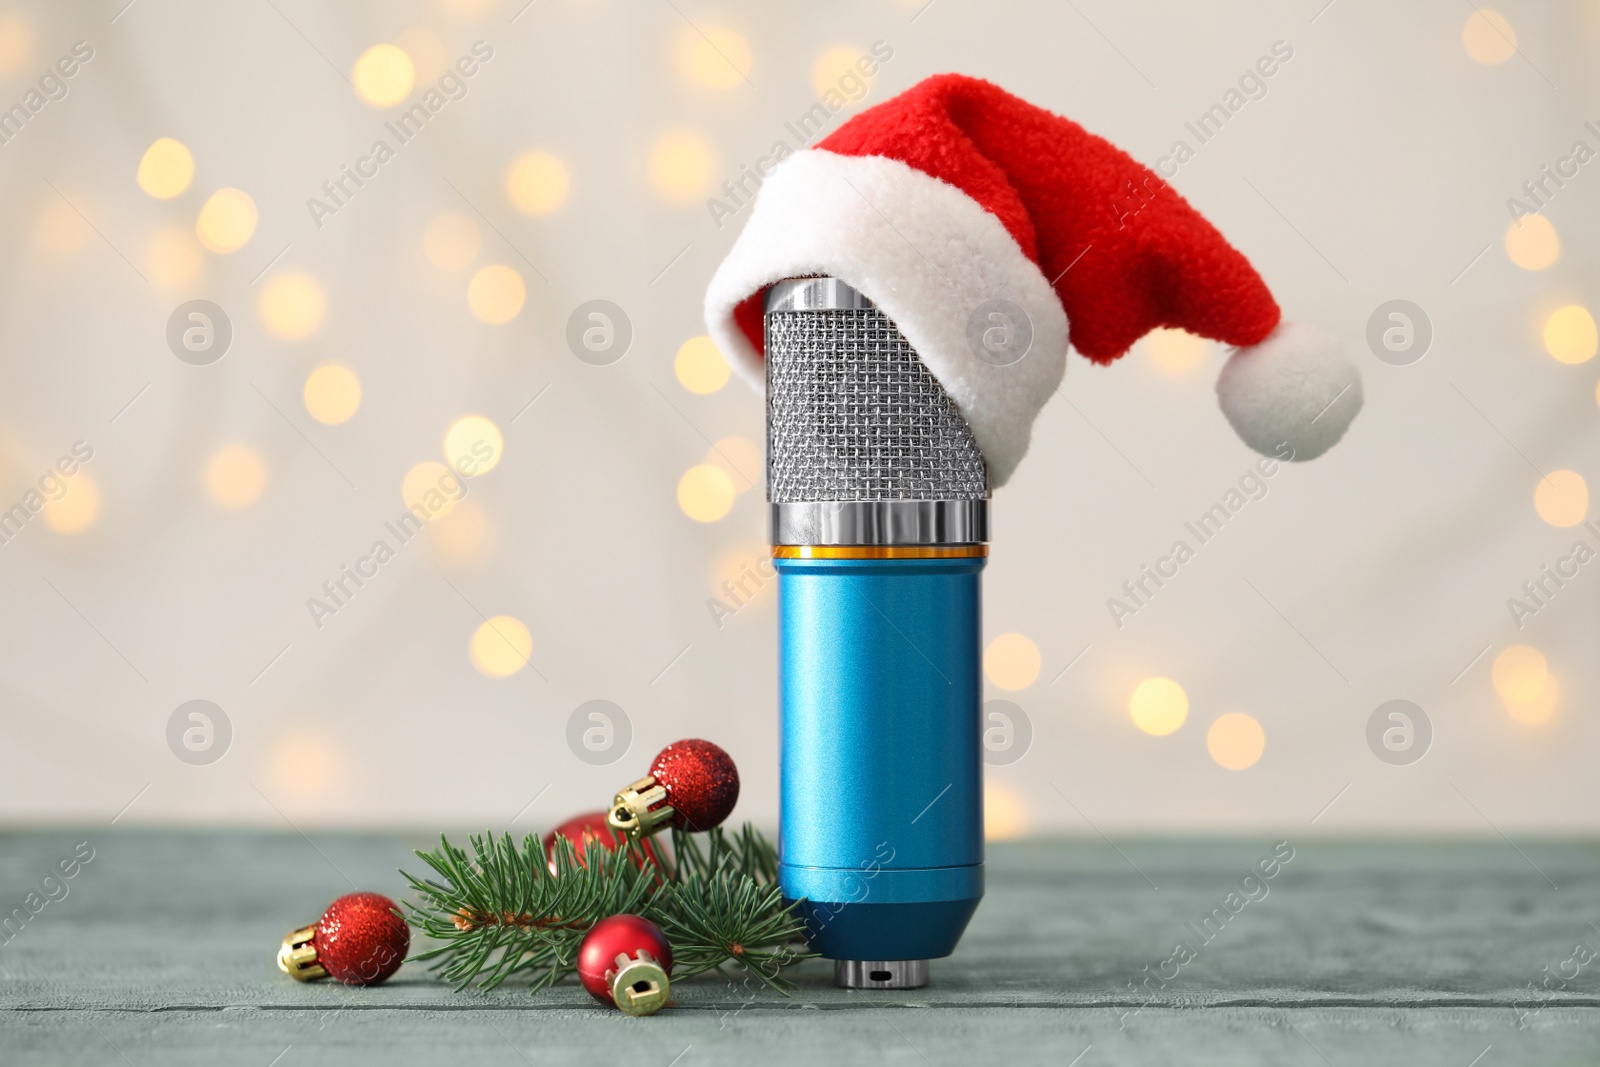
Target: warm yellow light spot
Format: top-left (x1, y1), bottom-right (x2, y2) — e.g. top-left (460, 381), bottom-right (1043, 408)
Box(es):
top-left (984, 633), bottom-right (1041, 691)
top-left (439, 0), bottom-right (495, 14)
top-left (984, 783), bottom-right (1028, 842)
top-left (1504, 674), bottom-right (1558, 725)
top-left (147, 226), bottom-right (205, 288)
top-left (402, 460), bottom-right (462, 519)
top-left (811, 44), bottom-right (871, 100)
top-left (137, 138), bottom-right (194, 199)
top-left (0, 13), bottom-right (32, 76)
top-left (352, 43), bottom-right (415, 108)
top-left (206, 444), bottom-right (268, 509)
top-left (675, 26), bottom-right (752, 89)
top-left (704, 437), bottom-right (760, 493)
top-left (467, 263), bottom-right (525, 324)
top-left (35, 197), bottom-right (90, 259)
top-left (303, 364), bottom-right (362, 425)
top-left (648, 130), bottom-right (716, 204)
top-left (42, 473), bottom-right (100, 535)
top-left (470, 615), bottom-right (533, 678)
top-left (271, 734), bottom-right (336, 797)
top-left (444, 414), bottom-right (504, 476)
top-left (195, 188), bottom-right (257, 253)
top-left (423, 212), bottom-right (480, 271)
top-left (427, 497), bottom-right (494, 563)
top-left (1534, 470), bottom-right (1587, 528)
top-left (1207, 712), bottom-right (1266, 770)
top-left (1462, 8), bottom-right (1517, 65)
top-left (258, 272), bottom-right (326, 341)
top-left (675, 335), bottom-right (731, 394)
top-left (709, 545), bottom-right (774, 606)
top-left (1504, 215), bottom-right (1559, 271)
top-left (505, 151), bottom-right (570, 216)
top-left (1492, 645), bottom-right (1548, 705)
top-left (1542, 305), bottom-right (1597, 364)
top-left (677, 464), bottom-right (736, 522)
top-left (1129, 676), bottom-right (1188, 736)
top-left (1146, 328), bottom-right (1209, 375)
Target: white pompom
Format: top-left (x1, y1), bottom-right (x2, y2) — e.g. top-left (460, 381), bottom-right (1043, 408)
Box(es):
top-left (1216, 321), bottom-right (1362, 462)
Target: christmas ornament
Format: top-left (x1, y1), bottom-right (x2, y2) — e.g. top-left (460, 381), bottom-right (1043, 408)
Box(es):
top-left (608, 738), bottom-right (740, 839)
top-left (278, 891), bottom-right (409, 986)
top-left (705, 73), bottom-right (1363, 481)
top-left (577, 913), bottom-right (673, 1016)
top-left (543, 810), bottom-right (660, 871)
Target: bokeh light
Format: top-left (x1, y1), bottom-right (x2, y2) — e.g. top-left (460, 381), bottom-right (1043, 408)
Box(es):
top-left (352, 43), bottom-right (415, 107)
top-left (1491, 645), bottom-right (1548, 704)
top-left (674, 26), bottom-right (751, 89)
top-left (259, 272), bottom-right (327, 341)
top-left (467, 264), bottom-right (525, 323)
top-left (137, 138), bottom-right (194, 199)
top-left (1533, 470), bottom-right (1587, 528)
top-left (1129, 676), bottom-right (1188, 736)
top-left (984, 783), bottom-right (1028, 841)
top-left (402, 460), bottom-right (461, 519)
top-left (427, 497), bottom-right (493, 564)
top-left (648, 130), bottom-right (716, 204)
top-left (444, 414), bottom-right (504, 475)
top-left (505, 151), bottom-right (570, 216)
top-left (1145, 328), bottom-right (1208, 375)
top-left (704, 437), bottom-right (760, 493)
top-left (147, 226), bottom-right (205, 288)
top-left (984, 633), bottom-right (1041, 691)
top-left (811, 44), bottom-right (871, 99)
top-left (1462, 8), bottom-right (1517, 65)
top-left (206, 444), bottom-right (267, 509)
top-left (303, 364), bottom-right (362, 425)
top-left (35, 198), bottom-right (90, 259)
top-left (470, 615), bottom-right (532, 678)
top-left (675, 335), bottom-right (731, 394)
top-left (1542, 305), bottom-right (1597, 364)
top-left (1207, 712), bottom-right (1266, 770)
top-left (195, 188), bottom-right (257, 253)
top-left (1504, 215), bottom-right (1559, 270)
top-left (41, 473), bottom-right (100, 535)
top-left (270, 733), bottom-right (336, 797)
top-left (677, 464), bottom-right (735, 522)
top-left (1504, 675), bottom-right (1559, 725)
top-left (0, 12), bottom-right (32, 75)
top-left (423, 212), bottom-right (480, 270)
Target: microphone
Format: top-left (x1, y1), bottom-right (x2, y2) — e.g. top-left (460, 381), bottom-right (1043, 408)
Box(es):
top-left (765, 276), bottom-right (987, 990)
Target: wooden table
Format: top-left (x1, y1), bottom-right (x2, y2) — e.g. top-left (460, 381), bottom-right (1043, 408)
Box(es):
top-left (3, 829), bottom-right (1597, 1064)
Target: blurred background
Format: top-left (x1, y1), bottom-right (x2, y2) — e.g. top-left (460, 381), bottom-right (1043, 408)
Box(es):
top-left (0, 0), bottom-right (1594, 837)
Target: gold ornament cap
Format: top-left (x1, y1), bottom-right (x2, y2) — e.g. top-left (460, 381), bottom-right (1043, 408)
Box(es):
top-left (607, 775), bottom-right (674, 840)
top-left (608, 951), bottom-right (671, 1016)
top-left (278, 924), bottom-right (328, 981)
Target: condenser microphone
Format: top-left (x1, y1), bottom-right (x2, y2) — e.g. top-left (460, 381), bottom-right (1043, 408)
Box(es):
top-left (765, 276), bottom-right (987, 990)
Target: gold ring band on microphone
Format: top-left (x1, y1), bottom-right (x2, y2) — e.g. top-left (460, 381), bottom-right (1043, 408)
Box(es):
top-left (772, 545), bottom-right (988, 560)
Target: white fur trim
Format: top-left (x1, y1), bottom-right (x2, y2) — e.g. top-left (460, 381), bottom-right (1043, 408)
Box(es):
top-left (704, 150), bottom-right (1068, 488)
top-left (1216, 321), bottom-right (1363, 462)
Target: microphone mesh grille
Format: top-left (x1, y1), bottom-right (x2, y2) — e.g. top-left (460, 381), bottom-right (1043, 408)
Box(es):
top-left (765, 306), bottom-right (988, 503)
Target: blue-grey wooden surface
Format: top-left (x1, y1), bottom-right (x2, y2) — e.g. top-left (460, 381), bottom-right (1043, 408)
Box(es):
top-left (2, 829), bottom-right (1598, 1065)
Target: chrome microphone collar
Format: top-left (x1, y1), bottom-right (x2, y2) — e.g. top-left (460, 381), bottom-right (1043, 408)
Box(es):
top-left (770, 499), bottom-right (988, 547)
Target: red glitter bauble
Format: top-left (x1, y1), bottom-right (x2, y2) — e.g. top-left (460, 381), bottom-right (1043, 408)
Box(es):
top-left (650, 739), bottom-right (740, 831)
top-left (313, 892), bottom-right (409, 986)
top-left (577, 914), bottom-right (673, 1014)
top-left (543, 811), bottom-right (660, 871)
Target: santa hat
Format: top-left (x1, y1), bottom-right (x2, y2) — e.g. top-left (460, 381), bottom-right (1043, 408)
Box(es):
top-left (704, 74), bottom-right (1361, 487)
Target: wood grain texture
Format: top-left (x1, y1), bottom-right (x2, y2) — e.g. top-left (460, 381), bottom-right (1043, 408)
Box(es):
top-left (2, 830), bottom-right (1597, 1064)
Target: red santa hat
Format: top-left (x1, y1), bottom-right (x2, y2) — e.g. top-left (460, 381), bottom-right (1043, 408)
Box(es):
top-left (704, 73), bottom-right (1361, 486)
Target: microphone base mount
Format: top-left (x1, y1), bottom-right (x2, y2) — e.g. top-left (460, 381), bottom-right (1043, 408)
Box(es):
top-left (834, 959), bottom-right (929, 990)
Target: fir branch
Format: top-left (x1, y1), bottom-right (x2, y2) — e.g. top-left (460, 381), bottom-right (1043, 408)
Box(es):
top-left (400, 822), bottom-right (813, 995)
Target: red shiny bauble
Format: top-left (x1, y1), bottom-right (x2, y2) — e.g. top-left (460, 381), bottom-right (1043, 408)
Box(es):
top-left (650, 739), bottom-right (740, 831)
top-left (314, 892), bottom-right (409, 986)
top-left (577, 914), bottom-right (673, 1012)
top-left (543, 811), bottom-right (660, 871)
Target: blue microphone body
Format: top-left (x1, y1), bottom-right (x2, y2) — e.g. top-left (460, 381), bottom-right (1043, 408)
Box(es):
top-left (776, 554), bottom-right (984, 963)
top-left (764, 277), bottom-right (989, 988)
